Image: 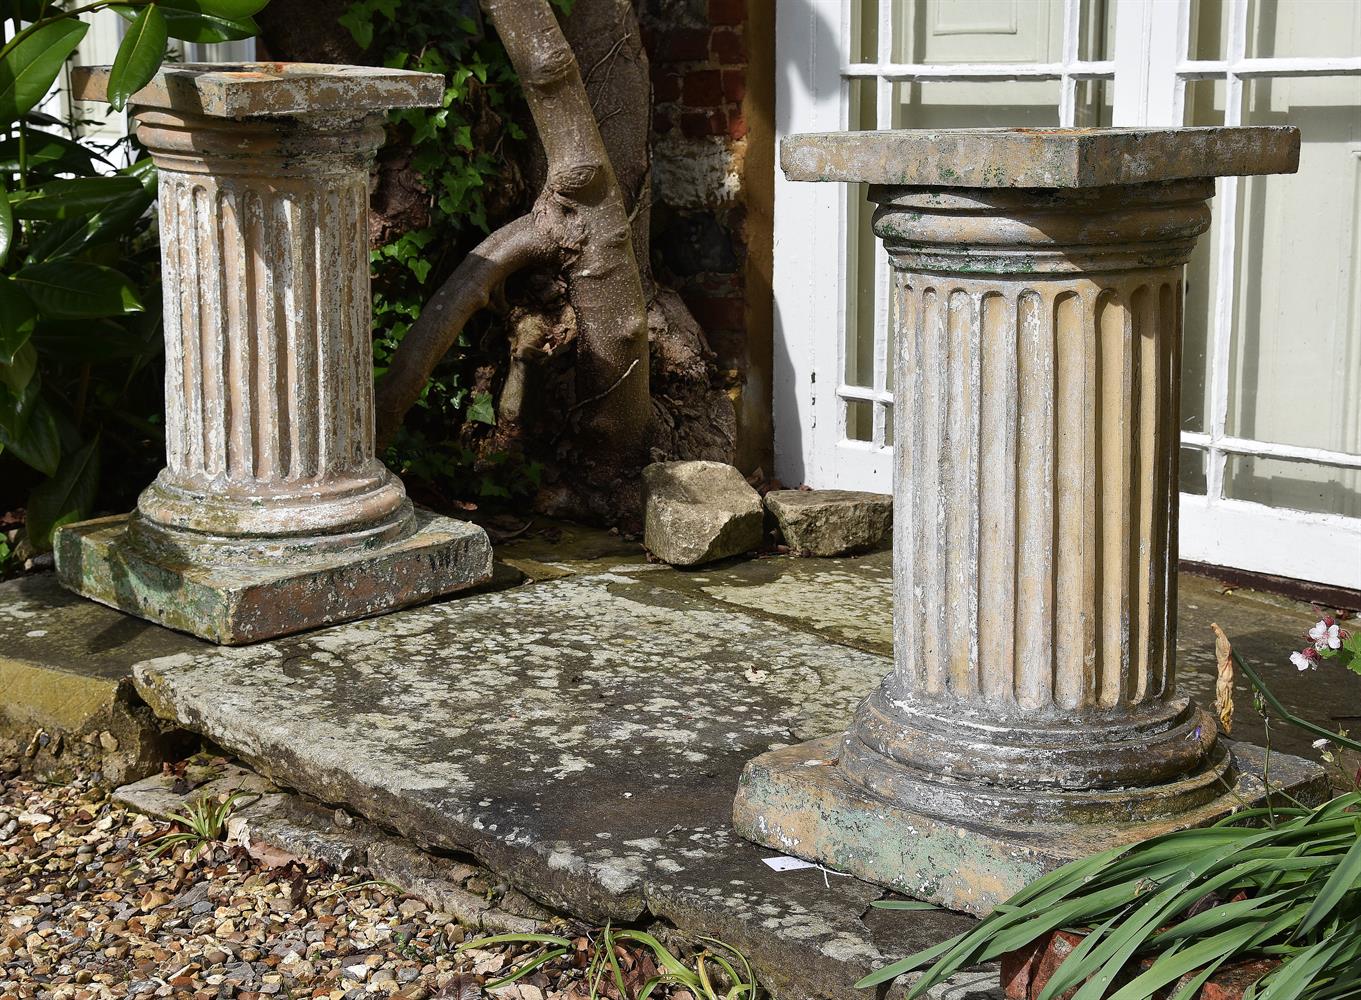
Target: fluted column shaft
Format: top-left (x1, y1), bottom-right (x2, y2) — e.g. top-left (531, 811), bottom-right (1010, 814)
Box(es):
top-left (129, 110), bottom-right (410, 560)
top-left (840, 180), bottom-right (1227, 821)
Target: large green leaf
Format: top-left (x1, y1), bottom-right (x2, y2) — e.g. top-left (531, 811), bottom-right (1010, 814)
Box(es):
top-left (0, 278), bottom-right (37, 364)
top-left (9, 176), bottom-right (147, 221)
top-left (0, 393), bottom-right (58, 476)
top-left (0, 340), bottom-right (36, 395)
top-left (14, 261), bottom-right (143, 318)
top-left (192, 0), bottom-right (269, 17)
top-left (0, 366), bottom-right (38, 439)
top-left (0, 179), bottom-right (11, 267)
top-left (0, 132), bottom-right (99, 177)
top-left (116, 1), bottom-right (258, 43)
top-left (26, 434), bottom-right (99, 550)
top-left (0, 19), bottom-right (89, 125)
top-left (107, 4), bottom-right (168, 111)
top-left (34, 318), bottom-right (156, 363)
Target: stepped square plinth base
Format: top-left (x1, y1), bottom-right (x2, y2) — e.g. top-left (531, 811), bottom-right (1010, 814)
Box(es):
top-left (733, 736), bottom-right (1329, 917)
top-left (54, 509), bottom-right (493, 645)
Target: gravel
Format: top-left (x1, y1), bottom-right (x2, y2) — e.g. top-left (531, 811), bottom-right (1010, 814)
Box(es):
top-left (0, 756), bottom-right (689, 1000)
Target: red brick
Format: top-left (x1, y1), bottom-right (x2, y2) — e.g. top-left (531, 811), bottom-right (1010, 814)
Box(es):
top-left (711, 27), bottom-right (746, 65)
top-left (721, 69), bottom-right (746, 103)
top-left (726, 110), bottom-right (749, 139)
top-left (709, 0), bottom-right (745, 26)
top-left (683, 69), bottom-right (724, 106)
top-left (680, 110), bottom-right (726, 139)
top-left (656, 28), bottom-right (709, 63)
top-left (654, 72), bottom-right (682, 103)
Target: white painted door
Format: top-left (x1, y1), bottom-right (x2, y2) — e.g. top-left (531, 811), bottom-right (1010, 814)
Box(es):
top-left (773, 0), bottom-right (1361, 588)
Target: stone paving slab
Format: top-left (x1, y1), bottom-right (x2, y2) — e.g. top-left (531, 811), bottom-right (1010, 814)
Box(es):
top-left (131, 569), bottom-right (977, 999)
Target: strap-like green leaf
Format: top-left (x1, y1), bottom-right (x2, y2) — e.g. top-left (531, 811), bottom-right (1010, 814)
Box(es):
top-left (0, 19), bottom-right (89, 124)
top-left (107, 3), bottom-right (168, 111)
top-left (116, 1), bottom-right (257, 43)
top-left (1295, 822), bottom-right (1361, 938)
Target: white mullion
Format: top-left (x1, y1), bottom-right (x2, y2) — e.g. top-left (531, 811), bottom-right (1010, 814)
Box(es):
top-left (844, 61), bottom-right (1114, 81)
top-left (1058, 0), bottom-right (1081, 126)
top-left (1179, 56), bottom-right (1361, 78)
top-left (1203, 0), bottom-right (1248, 505)
top-left (868, 0), bottom-right (893, 450)
top-left (838, 385), bottom-right (895, 405)
top-left (1180, 432), bottom-right (1361, 470)
top-left (1173, 0), bottom-right (1193, 121)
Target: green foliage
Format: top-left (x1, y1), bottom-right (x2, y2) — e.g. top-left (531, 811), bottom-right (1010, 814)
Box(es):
top-left (147, 790), bottom-right (256, 859)
top-left (867, 640), bottom-right (1361, 999)
top-left (459, 925), bottom-right (761, 1000)
top-left (864, 794), bottom-right (1361, 1000)
top-left (0, 0), bottom-right (264, 555)
top-left (342, 0), bottom-right (540, 504)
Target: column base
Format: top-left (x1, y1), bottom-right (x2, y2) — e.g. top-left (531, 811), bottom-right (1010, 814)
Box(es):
top-left (53, 508), bottom-right (493, 645)
top-left (733, 736), bottom-right (1329, 917)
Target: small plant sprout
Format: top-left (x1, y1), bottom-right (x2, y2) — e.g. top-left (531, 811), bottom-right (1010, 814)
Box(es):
top-left (456, 924), bottom-right (760, 1000)
top-left (147, 790), bottom-right (256, 860)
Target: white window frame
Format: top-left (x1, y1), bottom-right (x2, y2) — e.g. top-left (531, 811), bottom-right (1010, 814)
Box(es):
top-left (773, 0), bottom-right (1361, 589)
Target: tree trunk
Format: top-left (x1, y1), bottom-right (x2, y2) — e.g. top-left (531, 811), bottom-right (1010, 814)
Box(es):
top-left (262, 0), bottom-right (735, 525)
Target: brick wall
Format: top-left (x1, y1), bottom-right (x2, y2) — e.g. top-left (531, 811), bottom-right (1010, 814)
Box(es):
top-left (641, 0), bottom-right (773, 473)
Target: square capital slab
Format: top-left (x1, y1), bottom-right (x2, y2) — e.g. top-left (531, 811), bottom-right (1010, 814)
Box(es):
top-left (71, 62), bottom-right (443, 118)
top-left (781, 126), bottom-right (1300, 188)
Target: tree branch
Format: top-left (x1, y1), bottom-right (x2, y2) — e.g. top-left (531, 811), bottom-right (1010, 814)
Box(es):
top-left (374, 214), bottom-right (561, 449)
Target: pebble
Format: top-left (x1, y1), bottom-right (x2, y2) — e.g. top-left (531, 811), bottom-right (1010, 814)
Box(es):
top-left (0, 751), bottom-right (648, 1000)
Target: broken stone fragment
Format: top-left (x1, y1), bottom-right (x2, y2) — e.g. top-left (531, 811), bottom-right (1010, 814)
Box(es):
top-left (642, 461), bottom-right (763, 566)
top-left (765, 489), bottom-right (892, 556)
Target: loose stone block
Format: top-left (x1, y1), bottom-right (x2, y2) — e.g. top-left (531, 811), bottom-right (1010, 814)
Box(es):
top-left (54, 64), bottom-right (492, 643)
top-left (733, 127), bottom-right (1323, 915)
top-left (765, 489), bottom-right (891, 556)
top-left (643, 460), bottom-right (764, 566)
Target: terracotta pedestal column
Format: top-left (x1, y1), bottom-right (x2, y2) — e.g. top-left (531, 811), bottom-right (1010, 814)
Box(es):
top-left (54, 65), bottom-right (493, 644)
top-left (733, 128), bottom-right (1327, 915)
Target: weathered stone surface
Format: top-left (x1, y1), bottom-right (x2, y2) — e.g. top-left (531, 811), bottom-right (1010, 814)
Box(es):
top-left (129, 570), bottom-right (976, 999)
top-left (56, 510), bottom-right (492, 645)
top-left (56, 64), bottom-right (492, 642)
top-left (735, 738), bottom-right (1326, 917)
top-left (766, 489), bottom-right (891, 556)
top-left (72, 62), bottom-right (443, 119)
top-left (781, 126), bottom-right (1300, 188)
top-left (0, 573), bottom-right (199, 784)
top-left (642, 461), bottom-right (763, 566)
top-left (738, 127), bottom-right (1316, 905)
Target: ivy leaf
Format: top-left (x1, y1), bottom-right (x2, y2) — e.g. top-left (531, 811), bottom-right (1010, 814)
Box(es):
top-left (0, 179), bottom-right (11, 267)
top-left (107, 4), bottom-right (168, 111)
top-left (14, 261), bottom-right (143, 318)
top-left (26, 434), bottom-right (99, 550)
top-left (466, 391), bottom-right (496, 426)
top-left (338, 5), bottom-right (375, 49)
top-left (0, 18), bottom-right (89, 123)
top-left (0, 278), bottom-right (37, 364)
top-left (0, 393), bottom-right (58, 476)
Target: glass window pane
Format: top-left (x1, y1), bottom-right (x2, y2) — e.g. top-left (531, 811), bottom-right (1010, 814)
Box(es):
top-left (1180, 447), bottom-right (1208, 496)
top-left (1246, 0), bottom-right (1361, 60)
top-left (846, 400), bottom-right (874, 443)
top-left (1224, 454), bottom-right (1361, 518)
top-left (1181, 80), bottom-right (1229, 436)
top-left (1226, 74), bottom-right (1361, 456)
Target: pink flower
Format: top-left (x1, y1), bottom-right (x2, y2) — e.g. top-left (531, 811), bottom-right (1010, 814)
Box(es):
top-left (1310, 619), bottom-right (1342, 651)
top-left (1291, 650), bottom-right (1314, 671)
